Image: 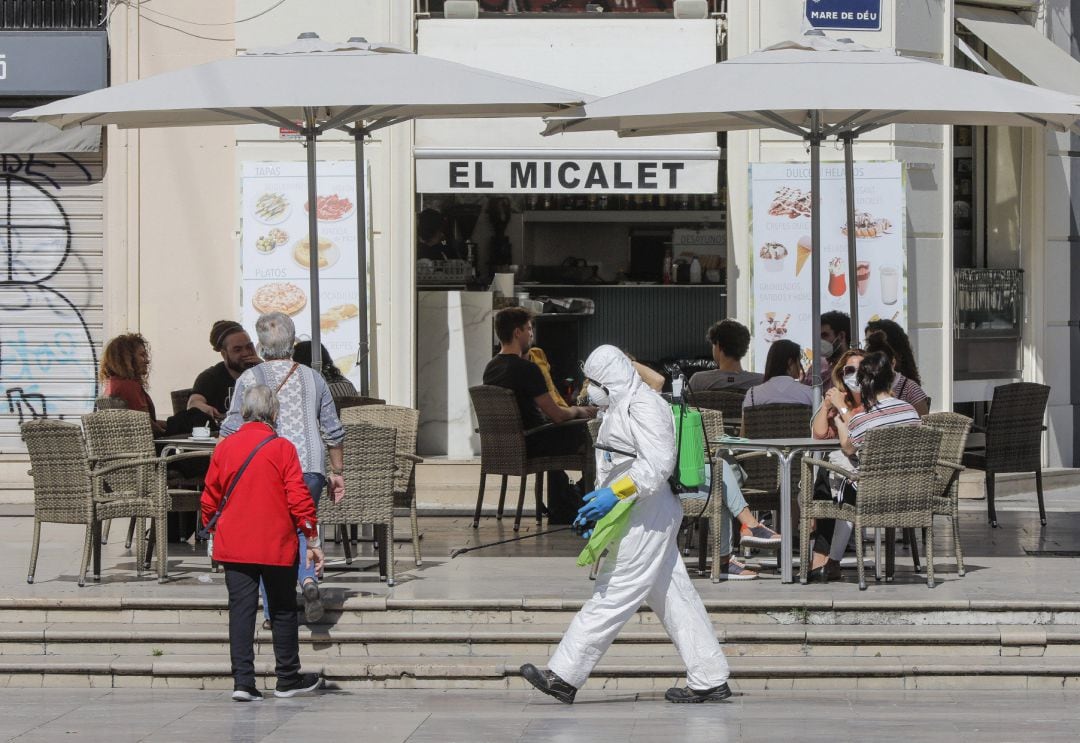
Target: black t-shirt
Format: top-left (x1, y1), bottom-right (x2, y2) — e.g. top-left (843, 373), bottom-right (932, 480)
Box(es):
top-left (483, 353), bottom-right (548, 430)
top-left (191, 361), bottom-right (236, 416)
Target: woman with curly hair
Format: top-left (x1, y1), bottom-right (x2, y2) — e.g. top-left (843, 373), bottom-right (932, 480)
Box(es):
top-left (864, 319), bottom-right (921, 385)
top-left (99, 333), bottom-right (166, 435)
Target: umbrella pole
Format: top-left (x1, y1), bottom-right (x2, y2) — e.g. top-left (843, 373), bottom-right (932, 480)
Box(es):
top-left (842, 132), bottom-right (859, 345)
top-left (809, 113), bottom-right (823, 408)
top-left (353, 128), bottom-right (370, 396)
top-left (304, 112), bottom-right (324, 373)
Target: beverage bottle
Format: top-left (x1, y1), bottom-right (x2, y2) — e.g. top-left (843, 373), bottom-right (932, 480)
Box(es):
top-left (662, 250), bottom-right (673, 285)
top-left (689, 256), bottom-right (702, 284)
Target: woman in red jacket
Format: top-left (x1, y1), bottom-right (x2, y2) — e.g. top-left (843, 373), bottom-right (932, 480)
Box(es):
top-left (201, 384), bottom-right (325, 702)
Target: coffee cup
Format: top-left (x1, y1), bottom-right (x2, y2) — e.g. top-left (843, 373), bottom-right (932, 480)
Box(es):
top-left (192, 426), bottom-right (211, 440)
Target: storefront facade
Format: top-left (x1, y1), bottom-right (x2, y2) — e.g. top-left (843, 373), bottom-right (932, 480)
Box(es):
top-left (1, 0), bottom-right (1078, 498)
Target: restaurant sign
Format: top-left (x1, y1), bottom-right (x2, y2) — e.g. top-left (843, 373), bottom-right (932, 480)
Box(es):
top-left (416, 157), bottom-right (718, 194)
top-left (805, 0), bottom-right (882, 31)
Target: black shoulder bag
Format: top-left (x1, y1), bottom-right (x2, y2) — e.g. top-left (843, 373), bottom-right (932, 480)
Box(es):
top-left (197, 433), bottom-right (277, 540)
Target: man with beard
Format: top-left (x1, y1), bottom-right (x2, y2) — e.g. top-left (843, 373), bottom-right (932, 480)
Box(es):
top-left (188, 320), bottom-right (261, 423)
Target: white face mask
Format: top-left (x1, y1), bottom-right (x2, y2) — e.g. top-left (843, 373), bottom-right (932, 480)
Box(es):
top-left (843, 374), bottom-right (859, 391)
top-left (587, 383), bottom-right (609, 408)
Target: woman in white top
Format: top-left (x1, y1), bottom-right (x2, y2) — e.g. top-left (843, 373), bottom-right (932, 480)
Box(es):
top-left (742, 340), bottom-right (813, 412)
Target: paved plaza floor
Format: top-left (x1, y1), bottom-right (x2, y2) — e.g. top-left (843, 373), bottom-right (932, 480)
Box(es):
top-left (0, 688), bottom-right (1078, 742)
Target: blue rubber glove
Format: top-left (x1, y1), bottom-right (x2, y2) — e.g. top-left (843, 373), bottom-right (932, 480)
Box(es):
top-left (572, 514), bottom-right (593, 539)
top-left (577, 487), bottom-right (619, 522)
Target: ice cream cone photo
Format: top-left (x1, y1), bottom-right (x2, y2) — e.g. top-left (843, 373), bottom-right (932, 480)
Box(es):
top-left (795, 235), bottom-right (812, 276)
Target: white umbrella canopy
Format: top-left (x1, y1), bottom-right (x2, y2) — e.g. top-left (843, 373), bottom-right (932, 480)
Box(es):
top-left (16, 34), bottom-right (590, 393)
top-left (544, 34), bottom-right (1080, 137)
top-left (19, 36), bottom-right (588, 130)
top-left (544, 31), bottom-right (1080, 399)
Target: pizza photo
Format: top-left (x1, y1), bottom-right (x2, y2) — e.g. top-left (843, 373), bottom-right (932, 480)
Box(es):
top-left (251, 282), bottom-right (307, 316)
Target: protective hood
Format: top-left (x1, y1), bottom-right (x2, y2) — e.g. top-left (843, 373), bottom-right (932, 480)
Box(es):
top-left (583, 345), bottom-right (642, 405)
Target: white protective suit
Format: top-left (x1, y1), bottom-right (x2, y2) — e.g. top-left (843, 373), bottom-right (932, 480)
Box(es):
top-left (547, 345), bottom-right (729, 690)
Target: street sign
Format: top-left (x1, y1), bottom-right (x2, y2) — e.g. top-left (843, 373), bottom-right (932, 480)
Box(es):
top-left (805, 0), bottom-right (882, 31)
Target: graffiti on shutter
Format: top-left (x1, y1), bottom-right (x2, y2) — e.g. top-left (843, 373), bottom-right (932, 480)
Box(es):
top-left (0, 152), bottom-right (103, 454)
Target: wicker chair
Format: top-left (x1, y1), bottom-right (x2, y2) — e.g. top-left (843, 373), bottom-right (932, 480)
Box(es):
top-left (94, 396), bottom-right (127, 411)
top-left (962, 382), bottom-right (1050, 528)
top-left (170, 388), bottom-right (193, 416)
top-left (740, 404), bottom-right (813, 518)
top-left (340, 405), bottom-right (423, 566)
top-left (22, 419), bottom-right (157, 586)
top-left (799, 425), bottom-right (944, 589)
top-left (922, 412), bottom-right (973, 577)
top-left (319, 422), bottom-right (398, 584)
top-left (687, 389), bottom-right (746, 434)
top-left (335, 395), bottom-right (386, 414)
top-left (81, 410), bottom-right (210, 580)
top-left (468, 385), bottom-right (591, 532)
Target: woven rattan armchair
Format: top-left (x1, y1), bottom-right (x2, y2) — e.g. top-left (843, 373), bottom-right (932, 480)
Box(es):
top-left (921, 412), bottom-right (972, 577)
top-left (22, 419), bottom-right (160, 586)
top-left (962, 382), bottom-right (1050, 528)
top-left (320, 422), bottom-right (398, 584)
top-left (94, 396), bottom-right (127, 411)
top-left (468, 385), bottom-right (591, 532)
top-left (81, 410), bottom-right (210, 580)
top-left (686, 389), bottom-right (746, 434)
top-left (340, 405), bottom-right (423, 566)
top-left (740, 404), bottom-right (813, 517)
top-left (799, 425), bottom-right (944, 589)
top-left (169, 388), bottom-right (193, 416)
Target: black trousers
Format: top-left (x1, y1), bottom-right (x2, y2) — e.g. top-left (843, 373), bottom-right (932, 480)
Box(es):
top-left (223, 562), bottom-right (301, 688)
top-left (811, 469), bottom-right (857, 556)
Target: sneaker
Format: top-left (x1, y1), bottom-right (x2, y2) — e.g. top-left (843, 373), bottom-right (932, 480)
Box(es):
top-left (302, 580), bottom-right (324, 623)
top-left (232, 685), bottom-right (264, 702)
top-left (520, 663), bottom-right (576, 704)
top-left (274, 672), bottom-right (323, 698)
top-left (665, 683), bottom-right (732, 703)
top-left (739, 523), bottom-right (782, 547)
top-left (716, 557), bottom-right (758, 581)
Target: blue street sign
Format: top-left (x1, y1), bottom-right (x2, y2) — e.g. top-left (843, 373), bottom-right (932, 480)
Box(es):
top-left (805, 0), bottom-right (882, 31)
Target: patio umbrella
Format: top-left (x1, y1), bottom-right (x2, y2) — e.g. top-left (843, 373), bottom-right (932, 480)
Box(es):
top-left (543, 31), bottom-right (1080, 391)
top-left (16, 33), bottom-right (589, 393)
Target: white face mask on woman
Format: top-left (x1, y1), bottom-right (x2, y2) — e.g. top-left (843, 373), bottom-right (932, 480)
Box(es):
top-left (843, 373), bottom-right (859, 391)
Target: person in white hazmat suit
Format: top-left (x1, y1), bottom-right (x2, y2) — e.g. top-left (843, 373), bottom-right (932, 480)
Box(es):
top-left (520, 345), bottom-right (731, 704)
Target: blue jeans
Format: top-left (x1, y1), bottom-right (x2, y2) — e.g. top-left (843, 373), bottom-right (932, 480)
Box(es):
top-left (717, 460), bottom-right (749, 558)
top-left (262, 473), bottom-right (325, 620)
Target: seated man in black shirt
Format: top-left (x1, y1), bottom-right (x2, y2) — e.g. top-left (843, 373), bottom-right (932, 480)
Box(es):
top-left (483, 307), bottom-right (596, 458)
top-left (187, 320), bottom-right (261, 423)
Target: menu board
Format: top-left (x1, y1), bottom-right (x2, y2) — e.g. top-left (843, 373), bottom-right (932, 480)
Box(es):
top-left (749, 161), bottom-right (906, 372)
top-left (240, 161), bottom-right (364, 384)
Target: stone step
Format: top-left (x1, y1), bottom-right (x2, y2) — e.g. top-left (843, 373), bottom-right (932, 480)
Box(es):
top-left (2, 622), bottom-right (1076, 659)
top-left (1, 653), bottom-right (1077, 691)
top-left (3, 597), bottom-right (1078, 627)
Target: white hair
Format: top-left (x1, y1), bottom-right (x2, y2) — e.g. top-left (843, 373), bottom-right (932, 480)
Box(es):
top-left (241, 384), bottom-right (278, 425)
top-left (255, 312), bottom-right (295, 360)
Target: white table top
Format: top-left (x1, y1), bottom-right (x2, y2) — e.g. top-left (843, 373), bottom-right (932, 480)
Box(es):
top-left (716, 437), bottom-right (840, 450)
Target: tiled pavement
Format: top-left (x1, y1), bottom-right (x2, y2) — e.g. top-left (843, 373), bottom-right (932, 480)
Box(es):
top-left (0, 688), bottom-right (1079, 742)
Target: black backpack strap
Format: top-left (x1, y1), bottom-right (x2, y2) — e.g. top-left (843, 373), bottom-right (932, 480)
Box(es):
top-left (199, 433), bottom-right (277, 537)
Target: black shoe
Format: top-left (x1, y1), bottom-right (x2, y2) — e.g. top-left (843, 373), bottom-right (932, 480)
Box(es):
top-left (262, 619), bottom-right (272, 631)
top-left (302, 580), bottom-right (324, 623)
top-left (275, 672), bottom-right (323, 698)
top-left (665, 683), bottom-right (732, 703)
top-left (520, 663), bottom-right (576, 704)
top-left (232, 685), bottom-right (264, 702)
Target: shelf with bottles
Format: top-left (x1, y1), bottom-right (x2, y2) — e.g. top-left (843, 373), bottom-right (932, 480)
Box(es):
top-left (520, 192), bottom-right (726, 223)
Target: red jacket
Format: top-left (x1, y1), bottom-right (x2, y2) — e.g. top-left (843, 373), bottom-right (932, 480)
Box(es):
top-left (200, 421), bottom-right (317, 566)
